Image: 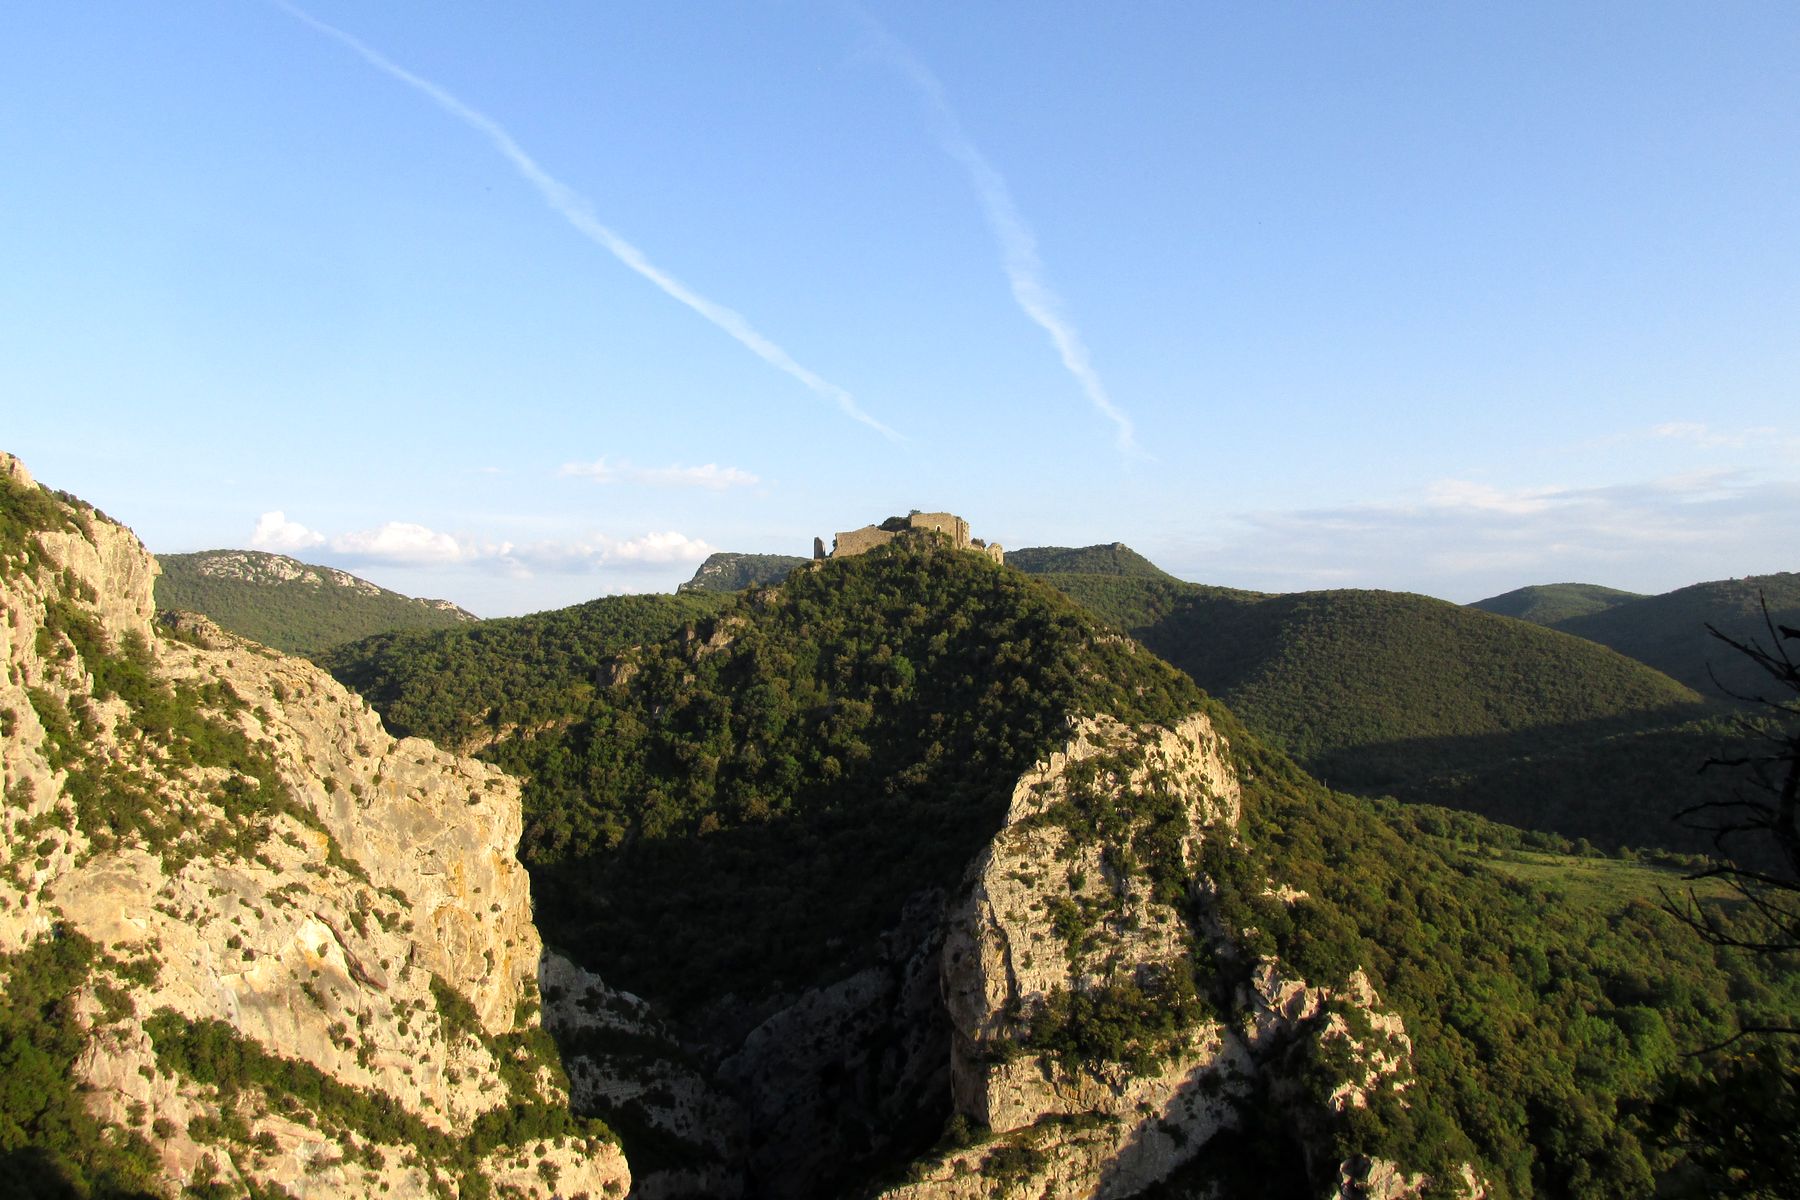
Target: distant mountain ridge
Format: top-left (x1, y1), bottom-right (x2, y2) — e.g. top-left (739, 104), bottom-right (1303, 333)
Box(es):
top-left (677, 551), bottom-right (809, 593)
top-left (155, 549), bottom-right (475, 656)
top-left (1006, 541), bottom-right (1177, 579)
top-left (1496, 572), bottom-right (1800, 701)
top-left (1035, 569), bottom-right (1749, 859)
top-left (1469, 581), bottom-right (1642, 625)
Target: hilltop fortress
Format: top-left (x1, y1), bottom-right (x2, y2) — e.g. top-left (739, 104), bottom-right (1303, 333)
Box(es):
top-left (821, 511), bottom-right (1004, 564)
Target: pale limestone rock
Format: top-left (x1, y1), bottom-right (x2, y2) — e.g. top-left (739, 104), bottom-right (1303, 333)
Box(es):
top-left (889, 713), bottom-right (1248, 1199)
top-left (174, 549), bottom-right (473, 618)
top-left (873, 709), bottom-right (1479, 1200)
top-left (0, 457), bottom-right (627, 1200)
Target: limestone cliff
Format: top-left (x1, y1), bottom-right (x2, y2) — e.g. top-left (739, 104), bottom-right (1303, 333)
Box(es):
top-left (533, 692), bottom-right (1471, 1198)
top-left (0, 453), bottom-right (626, 1199)
top-left (868, 711), bottom-right (1467, 1200)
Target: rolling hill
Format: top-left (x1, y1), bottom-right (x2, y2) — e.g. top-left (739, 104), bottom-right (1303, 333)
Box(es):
top-left (1035, 572), bottom-right (1758, 858)
top-left (1469, 581), bottom-right (1642, 625)
top-left (1005, 541), bottom-right (1179, 579)
top-left (1545, 572), bottom-right (1800, 701)
top-left (155, 549), bottom-right (475, 655)
top-left (1045, 575), bottom-right (1703, 759)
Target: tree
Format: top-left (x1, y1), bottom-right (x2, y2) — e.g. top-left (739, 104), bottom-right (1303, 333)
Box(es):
top-left (1666, 596), bottom-right (1800, 969)
top-left (1653, 597), bottom-right (1800, 1196)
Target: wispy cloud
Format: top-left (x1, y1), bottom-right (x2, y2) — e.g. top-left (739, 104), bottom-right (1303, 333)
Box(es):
top-left (1170, 471), bottom-right (1800, 600)
top-left (560, 457), bottom-right (761, 490)
top-left (1421, 479), bottom-right (1564, 516)
top-left (1649, 421), bottom-right (1779, 450)
top-left (1578, 420), bottom-right (1794, 457)
top-left (248, 511), bottom-right (714, 575)
top-left (860, 16), bottom-right (1138, 454)
top-left (273, 1), bottom-right (898, 440)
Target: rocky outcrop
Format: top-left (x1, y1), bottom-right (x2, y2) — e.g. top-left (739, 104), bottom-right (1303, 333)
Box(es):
top-left (879, 714), bottom-right (1247, 1199)
top-left (0, 453), bottom-right (625, 1199)
top-left (542, 952), bottom-right (749, 1200)
top-left (872, 711), bottom-right (1460, 1200)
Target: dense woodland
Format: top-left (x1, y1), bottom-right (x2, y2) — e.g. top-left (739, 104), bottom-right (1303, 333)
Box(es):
top-left (317, 536), bottom-right (1798, 1196)
top-left (1541, 573), bottom-right (1800, 700)
top-left (320, 591), bottom-right (730, 753)
top-left (1033, 571), bottom-right (1784, 865)
top-left (504, 541), bottom-right (1197, 1010)
top-left (1203, 724), bottom-right (1799, 1197)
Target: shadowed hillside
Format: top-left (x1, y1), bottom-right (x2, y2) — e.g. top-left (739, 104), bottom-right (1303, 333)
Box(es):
top-left (1548, 572), bottom-right (1800, 700)
top-left (1036, 572), bottom-right (1759, 859)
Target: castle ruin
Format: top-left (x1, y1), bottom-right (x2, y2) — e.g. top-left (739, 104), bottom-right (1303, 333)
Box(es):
top-left (822, 511), bottom-right (1004, 564)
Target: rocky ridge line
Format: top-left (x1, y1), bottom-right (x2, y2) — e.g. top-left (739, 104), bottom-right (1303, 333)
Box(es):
top-left (176, 548), bottom-right (474, 617)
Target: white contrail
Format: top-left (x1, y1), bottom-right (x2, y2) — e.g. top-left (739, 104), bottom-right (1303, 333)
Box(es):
top-left (273, 1), bottom-right (899, 441)
top-left (861, 20), bottom-right (1138, 455)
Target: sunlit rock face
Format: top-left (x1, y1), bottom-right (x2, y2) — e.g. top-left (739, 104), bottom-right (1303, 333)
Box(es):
top-left (871, 711), bottom-right (1453, 1200)
top-left (0, 451), bottom-right (626, 1200)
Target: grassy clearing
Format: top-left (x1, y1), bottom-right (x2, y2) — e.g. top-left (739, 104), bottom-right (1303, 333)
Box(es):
top-left (1483, 850), bottom-right (1741, 911)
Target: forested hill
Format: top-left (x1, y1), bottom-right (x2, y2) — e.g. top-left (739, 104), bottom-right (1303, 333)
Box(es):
top-left (1046, 575), bottom-right (1700, 759)
top-left (318, 590), bottom-right (731, 751)
top-left (1540, 572), bottom-right (1800, 700)
top-left (507, 540), bottom-right (1199, 1008)
top-left (677, 550), bottom-right (809, 593)
top-left (319, 534), bottom-right (1796, 1197)
top-left (1006, 541), bottom-right (1178, 579)
top-left (1469, 581), bottom-right (1642, 625)
top-left (155, 549), bottom-right (474, 655)
top-left (1034, 572), bottom-right (1751, 857)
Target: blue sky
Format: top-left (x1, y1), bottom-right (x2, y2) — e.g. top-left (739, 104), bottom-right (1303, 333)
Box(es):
top-left (4, 2), bottom-right (1795, 615)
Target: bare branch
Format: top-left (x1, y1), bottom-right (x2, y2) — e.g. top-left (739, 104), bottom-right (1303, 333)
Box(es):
top-left (1688, 1024), bottom-right (1800, 1056)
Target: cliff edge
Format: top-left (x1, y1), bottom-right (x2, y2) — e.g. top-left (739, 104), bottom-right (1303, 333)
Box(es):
top-left (0, 452), bottom-right (626, 1199)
